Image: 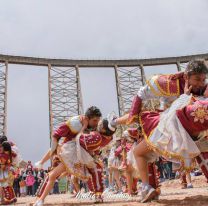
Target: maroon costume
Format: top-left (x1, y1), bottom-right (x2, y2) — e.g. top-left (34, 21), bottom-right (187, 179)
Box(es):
top-left (127, 73), bottom-right (207, 192)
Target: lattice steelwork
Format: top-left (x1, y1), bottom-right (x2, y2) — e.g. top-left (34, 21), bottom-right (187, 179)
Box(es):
top-left (115, 66), bottom-right (145, 116)
top-left (0, 62), bottom-right (8, 135)
top-left (48, 65), bottom-right (83, 134)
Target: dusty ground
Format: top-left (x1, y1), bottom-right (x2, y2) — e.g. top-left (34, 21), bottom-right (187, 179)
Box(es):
top-left (14, 176), bottom-right (208, 206)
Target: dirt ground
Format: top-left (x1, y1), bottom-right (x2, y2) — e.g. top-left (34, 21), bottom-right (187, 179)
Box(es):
top-left (14, 175), bottom-right (208, 206)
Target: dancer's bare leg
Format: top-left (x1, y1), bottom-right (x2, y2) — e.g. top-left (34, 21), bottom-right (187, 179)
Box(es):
top-left (71, 176), bottom-right (80, 193)
top-left (186, 173), bottom-right (191, 184)
top-left (108, 168), bottom-right (113, 188)
top-left (133, 140), bottom-right (151, 184)
top-left (126, 165), bottom-right (133, 194)
top-left (133, 140), bottom-right (157, 202)
top-left (113, 169), bottom-right (122, 191)
top-left (39, 149), bottom-right (51, 165)
top-left (39, 163), bottom-right (65, 201)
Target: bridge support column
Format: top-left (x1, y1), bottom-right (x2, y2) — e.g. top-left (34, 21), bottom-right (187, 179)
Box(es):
top-left (48, 65), bottom-right (83, 136)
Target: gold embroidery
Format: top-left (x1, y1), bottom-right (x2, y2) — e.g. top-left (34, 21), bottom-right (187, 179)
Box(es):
top-left (190, 105), bottom-right (208, 123)
top-left (147, 74), bottom-right (181, 97)
top-left (139, 116), bottom-right (197, 172)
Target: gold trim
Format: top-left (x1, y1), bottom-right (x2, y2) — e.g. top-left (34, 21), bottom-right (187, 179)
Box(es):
top-left (146, 75), bottom-right (180, 97)
top-left (57, 148), bottom-right (90, 181)
top-left (84, 135), bottom-right (102, 150)
top-left (146, 79), bottom-right (162, 97)
top-left (155, 77), bottom-right (180, 97)
top-left (127, 115), bottom-right (139, 125)
top-left (139, 116), bottom-right (196, 172)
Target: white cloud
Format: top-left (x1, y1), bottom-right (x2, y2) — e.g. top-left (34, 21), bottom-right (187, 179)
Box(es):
top-left (0, 0), bottom-right (207, 163)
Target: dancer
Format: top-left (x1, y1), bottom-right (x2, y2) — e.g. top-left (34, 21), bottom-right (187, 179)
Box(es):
top-left (33, 118), bottom-right (116, 206)
top-left (111, 59), bottom-right (208, 126)
top-left (108, 138), bottom-right (122, 192)
top-left (35, 106), bottom-right (102, 170)
top-left (0, 136), bottom-right (24, 205)
top-left (122, 128), bottom-right (141, 195)
top-left (133, 91), bottom-right (208, 202)
top-left (0, 141), bottom-right (17, 205)
top-left (108, 137), bottom-right (122, 193)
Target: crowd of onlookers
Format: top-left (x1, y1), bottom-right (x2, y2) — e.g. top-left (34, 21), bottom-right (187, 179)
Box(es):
top-left (13, 156), bottom-right (203, 198)
top-left (13, 161), bottom-right (49, 197)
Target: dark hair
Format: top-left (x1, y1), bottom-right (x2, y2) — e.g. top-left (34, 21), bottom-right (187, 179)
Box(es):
top-left (85, 106), bottom-right (102, 119)
top-left (2, 141), bottom-right (12, 163)
top-left (185, 59), bottom-right (208, 76)
top-left (100, 118), bottom-right (116, 136)
top-left (0, 136), bottom-right (8, 144)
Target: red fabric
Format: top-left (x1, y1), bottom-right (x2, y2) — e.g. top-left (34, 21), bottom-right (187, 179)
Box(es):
top-left (148, 163), bottom-right (160, 191)
top-left (128, 95), bottom-right (142, 123)
top-left (140, 111), bottom-right (160, 137)
top-left (126, 143), bottom-right (133, 152)
top-left (115, 146), bottom-right (123, 157)
top-left (2, 186), bottom-right (17, 204)
top-left (0, 153), bottom-right (11, 168)
top-left (79, 132), bottom-right (112, 152)
top-left (87, 162), bottom-right (104, 194)
top-left (87, 178), bottom-right (94, 192)
top-left (196, 152), bottom-right (208, 183)
top-left (127, 73), bottom-right (185, 125)
top-left (177, 100), bottom-right (208, 136)
top-left (181, 174), bottom-right (187, 185)
top-left (26, 175), bottom-right (35, 186)
top-left (36, 176), bottom-right (49, 198)
top-left (127, 128), bottom-right (139, 138)
top-left (155, 72), bottom-right (185, 95)
top-left (53, 123), bottom-right (77, 141)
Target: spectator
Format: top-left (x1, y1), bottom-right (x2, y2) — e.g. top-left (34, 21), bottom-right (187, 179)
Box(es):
top-left (13, 174), bottom-right (21, 197)
top-left (53, 179), bottom-right (59, 194)
top-left (33, 169), bottom-right (40, 195)
top-left (26, 171), bottom-right (35, 196)
top-left (19, 171), bottom-right (26, 196)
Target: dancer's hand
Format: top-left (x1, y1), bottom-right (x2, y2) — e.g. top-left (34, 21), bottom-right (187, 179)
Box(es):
top-left (203, 85), bottom-right (208, 97)
top-left (184, 80), bottom-right (192, 95)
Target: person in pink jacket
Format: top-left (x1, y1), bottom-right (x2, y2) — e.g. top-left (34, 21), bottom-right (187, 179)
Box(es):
top-left (26, 171), bottom-right (35, 196)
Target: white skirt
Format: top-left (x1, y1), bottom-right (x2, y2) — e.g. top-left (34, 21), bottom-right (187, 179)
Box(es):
top-left (58, 135), bottom-right (95, 181)
top-left (146, 94), bottom-right (200, 170)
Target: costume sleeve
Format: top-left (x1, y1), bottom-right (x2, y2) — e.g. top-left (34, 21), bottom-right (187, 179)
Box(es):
top-left (128, 74), bottom-right (181, 124)
top-left (53, 123), bottom-right (70, 139)
top-left (53, 116), bottom-right (82, 139)
top-left (128, 81), bottom-right (161, 124)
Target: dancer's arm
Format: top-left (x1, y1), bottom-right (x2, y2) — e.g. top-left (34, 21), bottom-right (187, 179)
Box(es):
top-left (114, 83), bottom-right (162, 126)
top-left (39, 149), bottom-right (51, 165)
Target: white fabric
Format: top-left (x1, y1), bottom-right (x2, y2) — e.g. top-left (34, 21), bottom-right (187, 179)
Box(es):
top-left (137, 76), bottom-right (179, 101)
top-left (108, 146), bottom-right (116, 167)
top-left (0, 170), bottom-right (9, 187)
top-left (158, 94), bottom-right (192, 135)
top-left (127, 143), bottom-right (137, 167)
top-left (76, 134), bottom-right (96, 168)
top-left (148, 94), bottom-right (201, 168)
top-left (12, 144), bottom-right (23, 167)
top-left (195, 134), bottom-right (208, 152)
top-left (67, 116), bottom-right (82, 133)
top-left (137, 84), bottom-right (160, 101)
top-left (108, 146), bottom-right (121, 168)
top-left (58, 134), bottom-right (96, 180)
